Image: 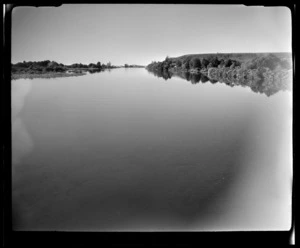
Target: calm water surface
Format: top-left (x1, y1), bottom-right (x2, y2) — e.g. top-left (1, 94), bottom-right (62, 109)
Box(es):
top-left (12, 68), bottom-right (292, 231)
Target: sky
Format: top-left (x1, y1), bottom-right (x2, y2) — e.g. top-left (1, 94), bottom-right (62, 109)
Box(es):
top-left (11, 4), bottom-right (292, 66)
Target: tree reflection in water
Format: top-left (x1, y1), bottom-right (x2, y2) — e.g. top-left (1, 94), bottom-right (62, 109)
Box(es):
top-left (148, 67), bottom-right (292, 97)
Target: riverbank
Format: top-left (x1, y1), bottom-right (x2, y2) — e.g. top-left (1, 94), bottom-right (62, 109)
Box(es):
top-left (11, 60), bottom-right (119, 80)
top-left (146, 52), bottom-right (292, 76)
top-left (147, 53), bottom-right (292, 96)
top-left (146, 53), bottom-right (292, 89)
top-left (11, 71), bottom-right (87, 80)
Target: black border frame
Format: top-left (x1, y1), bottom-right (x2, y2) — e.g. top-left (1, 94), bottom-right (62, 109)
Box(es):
top-left (2, 2), bottom-right (296, 246)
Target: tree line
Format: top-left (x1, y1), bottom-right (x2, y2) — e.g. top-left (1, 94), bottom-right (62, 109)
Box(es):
top-left (11, 60), bottom-right (116, 74)
top-left (147, 53), bottom-right (292, 97)
top-left (146, 53), bottom-right (292, 74)
top-left (146, 56), bottom-right (242, 73)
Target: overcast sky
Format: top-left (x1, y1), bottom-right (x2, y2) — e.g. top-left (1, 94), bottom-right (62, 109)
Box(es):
top-left (11, 4), bottom-right (291, 66)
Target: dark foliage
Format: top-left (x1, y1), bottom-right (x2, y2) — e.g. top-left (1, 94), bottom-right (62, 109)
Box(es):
top-left (146, 53), bottom-right (291, 81)
top-left (11, 59), bottom-right (119, 77)
top-left (190, 73), bottom-right (201, 84)
top-left (182, 72), bottom-right (191, 81)
top-left (189, 58), bottom-right (201, 69)
top-left (201, 58), bottom-right (209, 68)
top-left (147, 53), bottom-right (292, 97)
top-left (176, 60), bottom-right (182, 67)
top-left (210, 57), bottom-right (220, 67)
top-left (200, 74), bottom-right (209, 83)
top-left (183, 60), bottom-right (190, 70)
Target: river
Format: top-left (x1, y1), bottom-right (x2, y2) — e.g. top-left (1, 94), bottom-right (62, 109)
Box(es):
top-left (12, 68), bottom-right (292, 231)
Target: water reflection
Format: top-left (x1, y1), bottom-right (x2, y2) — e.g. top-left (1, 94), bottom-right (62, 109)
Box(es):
top-left (87, 68), bottom-right (103, 74)
top-left (190, 73), bottom-right (200, 84)
top-left (148, 68), bottom-right (292, 97)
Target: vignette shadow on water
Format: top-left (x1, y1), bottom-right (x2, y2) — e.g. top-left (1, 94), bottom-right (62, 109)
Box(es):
top-left (12, 129), bottom-right (251, 231)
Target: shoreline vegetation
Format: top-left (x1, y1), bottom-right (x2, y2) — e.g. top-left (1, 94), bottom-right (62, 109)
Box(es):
top-left (146, 52), bottom-right (292, 96)
top-left (11, 60), bottom-right (145, 80)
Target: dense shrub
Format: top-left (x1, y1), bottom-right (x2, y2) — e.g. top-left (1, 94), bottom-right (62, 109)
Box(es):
top-left (88, 63), bottom-right (98, 68)
top-left (48, 61), bottom-right (59, 68)
top-left (183, 60), bottom-right (190, 70)
top-left (189, 58), bottom-right (201, 69)
top-left (210, 57), bottom-right (220, 67)
top-left (207, 63), bottom-right (213, 69)
top-left (201, 58), bottom-right (209, 68)
top-left (176, 60), bottom-right (182, 67)
top-left (224, 59), bottom-right (233, 67)
top-left (35, 60), bottom-right (50, 67)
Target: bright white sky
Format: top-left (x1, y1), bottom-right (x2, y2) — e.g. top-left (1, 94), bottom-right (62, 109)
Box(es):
top-left (12, 4), bottom-right (292, 66)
